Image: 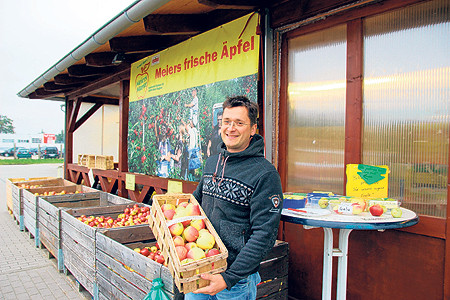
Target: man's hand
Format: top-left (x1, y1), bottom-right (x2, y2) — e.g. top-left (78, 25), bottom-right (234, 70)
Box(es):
top-left (192, 273), bottom-right (227, 295)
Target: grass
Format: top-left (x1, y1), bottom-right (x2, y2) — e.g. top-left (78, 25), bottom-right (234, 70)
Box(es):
top-left (0, 158), bottom-right (64, 165)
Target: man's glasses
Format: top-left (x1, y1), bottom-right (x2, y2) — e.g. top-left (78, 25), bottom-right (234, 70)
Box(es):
top-left (222, 120), bottom-right (249, 128)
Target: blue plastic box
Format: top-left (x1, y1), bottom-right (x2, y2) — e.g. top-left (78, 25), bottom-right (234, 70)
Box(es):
top-left (283, 193), bottom-right (307, 209)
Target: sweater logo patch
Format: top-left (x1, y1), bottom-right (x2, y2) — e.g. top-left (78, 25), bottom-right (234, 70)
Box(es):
top-left (269, 195), bottom-right (281, 213)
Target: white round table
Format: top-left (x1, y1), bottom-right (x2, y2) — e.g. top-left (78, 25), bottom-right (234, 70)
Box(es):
top-left (281, 207), bottom-right (419, 300)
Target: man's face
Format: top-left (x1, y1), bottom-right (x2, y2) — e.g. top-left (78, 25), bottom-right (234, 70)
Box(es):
top-left (217, 115), bottom-right (222, 129)
top-left (220, 106), bottom-right (257, 153)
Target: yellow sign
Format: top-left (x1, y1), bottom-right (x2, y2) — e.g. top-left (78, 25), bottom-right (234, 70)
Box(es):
top-left (129, 13), bottom-right (260, 102)
top-left (125, 173), bottom-right (135, 191)
top-left (346, 164), bottom-right (389, 198)
top-left (167, 180), bottom-right (183, 194)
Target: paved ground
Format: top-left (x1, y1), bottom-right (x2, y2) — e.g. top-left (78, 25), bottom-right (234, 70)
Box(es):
top-left (0, 164), bottom-right (89, 300)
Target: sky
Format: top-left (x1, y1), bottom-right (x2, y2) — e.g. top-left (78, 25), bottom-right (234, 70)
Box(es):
top-left (0, 0), bottom-right (136, 135)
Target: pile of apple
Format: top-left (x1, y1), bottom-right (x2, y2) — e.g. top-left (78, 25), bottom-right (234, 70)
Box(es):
top-left (161, 202), bottom-right (221, 264)
top-left (20, 184), bottom-right (43, 189)
top-left (133, 243), bottom-right (165, 265)
top-left (319, 197), bottom-right (403, 218)
top-left (35, 190), bottom-right (81, 196)
top-left (76, 204), bottom-right (151, 228)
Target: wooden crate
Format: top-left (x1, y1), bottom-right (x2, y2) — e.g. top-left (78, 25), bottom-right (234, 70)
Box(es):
top-left (9, 177), bottom-right (67, 231)
top-left (6, 178), bottom-right (25, 214)
top-left (95, 155), bottom-right (114, 170)
top-left (86, 155), bottom-right (96, 168)
top-left (77, 154), bottom-right (96, 168)
top-left (96, 225), bottom-right (183, 300)
top-left (24, 185), bottom-right (98, 250)
top-left (78, 154), bottom-right (88, 166)
top-left (38, 191), bottom-right (132, 271)
top-left (60, 203), bottom-right (151, 297)
top-left (256, 240), bottom-right (289, 300)
top-left (149, 194), bottom-right (228, 294)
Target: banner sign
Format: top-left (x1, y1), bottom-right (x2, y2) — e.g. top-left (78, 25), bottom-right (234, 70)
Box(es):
top-left (129, 13), bottom-right (260, 102)
top-left (127, 13), bottom-right (260, 182)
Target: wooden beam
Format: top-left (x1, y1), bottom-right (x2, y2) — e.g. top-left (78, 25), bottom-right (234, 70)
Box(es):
top-left (32, 88), bottom-right (69, 98)
top-left (109, 35), bottom-right (190, 53)
top-left (67, 65), bottom-right (122, 77)
top-left (81, 96), bottom-right (119, 105)
top-left (54, 74), bottom-right (100, 85)
top-left (198, 0), bottom-right (262, 9)
top-left (143, 14), bottom-right (207, 35)
top-left (73, 102), bottom-right (103, 132)
top-left (68, 98), bottom-right (82, 133)
top-left (43, 81), bottom-right (82, 91)
top-left (66, 67), bottom-right (130, 100)
top-left (85, 52), bottom-right (118, 67)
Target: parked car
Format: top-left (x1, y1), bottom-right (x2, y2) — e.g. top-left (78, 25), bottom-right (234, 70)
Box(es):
top-left (29, 148), bottom-right (39, 155)
top-left (0, 147), bottom-right (11, 156)
top-left (16, 148), bottom-right (32, 159)
top-left (40, 146), bottom-right (59, 159)
top-left (0, 147), bottom-right (30, 158)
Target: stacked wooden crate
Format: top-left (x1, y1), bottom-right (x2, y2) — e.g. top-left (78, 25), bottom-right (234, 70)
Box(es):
top-left (78, 154), bottom-right (115, 170)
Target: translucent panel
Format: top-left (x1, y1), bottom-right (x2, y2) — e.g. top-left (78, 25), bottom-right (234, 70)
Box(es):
top-left (287, 25), bottom-right (347, 193)
top-left (363, 0), bottom-right (450, 217)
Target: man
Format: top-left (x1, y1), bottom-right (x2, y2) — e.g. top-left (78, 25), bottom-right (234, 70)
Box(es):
top-left (187, 96), bottom-right (283, 299)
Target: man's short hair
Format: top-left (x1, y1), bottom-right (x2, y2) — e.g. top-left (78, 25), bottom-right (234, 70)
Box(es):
top-left (222, 96), bottom-right (258, 126)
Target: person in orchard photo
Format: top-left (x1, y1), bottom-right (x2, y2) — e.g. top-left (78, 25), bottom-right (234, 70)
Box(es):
top-left (185, 88), bottom-right (199, 127)
top-left (186, 96), bottom-right (283, 299)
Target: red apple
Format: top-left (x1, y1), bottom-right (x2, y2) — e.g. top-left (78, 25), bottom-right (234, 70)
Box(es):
top-left (175, 246), bottom-right (188, 261)
top-left (169, 222), bottom-right (184, 236)
top-left (161, 203), bottom-right (176, 212)
top-left (173, 235), bottom-right (185, 247)
top-left (185, 203), bottom-right (201, 216)
top-left (155, 254), bottom-right (165, 264)
top-left (148, 252), bottom-right (156, 260)
top-left (369, 204), bottom-right (384, 216)
top-left (140, 248), bottom-right (151, 257)
top-left (190, 219), bottom-right (205, 231)
top-left (185, 242), bottom-right (197, 252)
top-left (182, 226), bottom-right (199, 242)
top-left (178, 202), bottom-right (189, 208)
top-left (206, 248), bottom-right (220, 257)
top-left (163, 209), bottom-right (176, 220)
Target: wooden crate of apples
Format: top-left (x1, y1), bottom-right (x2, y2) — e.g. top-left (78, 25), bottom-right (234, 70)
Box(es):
top-left (149, 194), bottom-right (228, 294)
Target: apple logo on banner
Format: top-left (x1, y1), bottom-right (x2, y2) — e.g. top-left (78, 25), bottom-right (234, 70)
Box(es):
top-left (269, 195), bottom-right (281, 213)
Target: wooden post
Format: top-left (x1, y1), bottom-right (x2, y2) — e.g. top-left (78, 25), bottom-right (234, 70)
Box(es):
top-left (65, 98), bottom-right (73, 179)
top-left (118, 80), bottom-right (129, 197)
top-left (344, 19), bottom-right (363, 192)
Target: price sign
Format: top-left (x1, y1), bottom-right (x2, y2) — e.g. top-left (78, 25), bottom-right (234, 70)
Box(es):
top-left (346, 164), bottom-right (389, 198)
top-left (338, 202), bottom-right (353, 215)
top-left (125, 173), bottom-right (135, 191)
